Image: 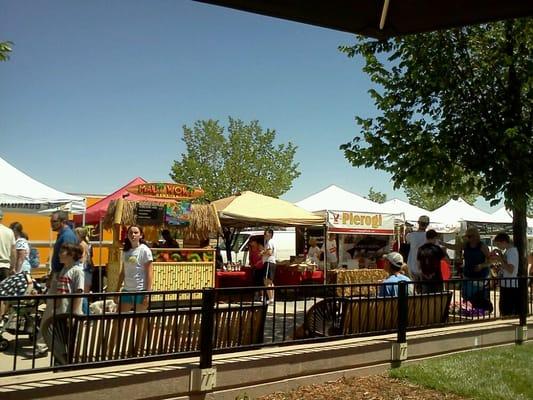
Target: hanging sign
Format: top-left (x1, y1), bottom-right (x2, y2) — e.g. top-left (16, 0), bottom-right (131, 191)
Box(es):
top-left (327, 210), bottom-right (395, 235)
top-left (126, 182), bottom-right (204, 200)
top-left (165, 202), bottom-right (192, 227)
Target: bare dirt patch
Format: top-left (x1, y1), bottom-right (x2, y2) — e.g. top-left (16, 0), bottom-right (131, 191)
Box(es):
top-left (257, 374), bottom-right (468, 400)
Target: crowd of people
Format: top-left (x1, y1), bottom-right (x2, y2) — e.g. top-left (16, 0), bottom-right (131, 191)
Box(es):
top-left (0, 207), bottom-right (532, 357)
top-left (0, 209), bottom-right (158, 355)
top-left (380, 214), bottom-right (526, 317)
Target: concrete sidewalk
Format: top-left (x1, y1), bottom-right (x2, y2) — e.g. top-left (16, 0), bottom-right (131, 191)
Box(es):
top-left (0, 317), bottom-right (530, 400)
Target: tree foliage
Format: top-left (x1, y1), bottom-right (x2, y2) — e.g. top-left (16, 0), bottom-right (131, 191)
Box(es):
top-left (170, 117), bottom-right (300, 201)
top-left (404, 184), bottom-right (478, 211)
top-left (366, 187), bottom-right (387, 204)
top-left (340, 19), bottom-right (532, 274)
top-left (0, 41), bottom-right (13, 62)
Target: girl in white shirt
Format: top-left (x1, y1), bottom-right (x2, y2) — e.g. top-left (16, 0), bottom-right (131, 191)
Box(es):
top-left (117, 225), bottom-right (153, 312)
top-left (9, 222), bottom-right (31, 273)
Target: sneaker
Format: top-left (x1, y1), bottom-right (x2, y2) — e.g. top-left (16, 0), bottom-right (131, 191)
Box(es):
top-left (36, 344), bottom-right (48, 356)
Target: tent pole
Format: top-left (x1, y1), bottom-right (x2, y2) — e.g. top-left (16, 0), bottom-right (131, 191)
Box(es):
top-left (323, 222), bottom-right (327, 285)
top-left (99, 218), bottom-right (103, 292)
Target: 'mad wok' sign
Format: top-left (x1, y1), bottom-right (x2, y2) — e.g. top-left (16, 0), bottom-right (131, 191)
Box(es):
top-left (127, 183), bottom-right (204, 200)
top-left (327, 210), bottom-right (395, 235)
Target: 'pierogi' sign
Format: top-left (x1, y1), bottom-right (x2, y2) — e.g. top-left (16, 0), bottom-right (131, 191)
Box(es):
top-left (327, 210), bottom-right (395, 235)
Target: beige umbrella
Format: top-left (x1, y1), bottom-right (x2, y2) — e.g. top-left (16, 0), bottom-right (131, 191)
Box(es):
top-left (212, 191), bottom-right (325, 227)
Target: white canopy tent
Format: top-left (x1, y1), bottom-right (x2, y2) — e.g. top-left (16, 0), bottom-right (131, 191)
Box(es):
top-left (295, 185), bottom-right (404, 234)
top-left (429, 198), bottom-right (500, 233)
top-left (295, 184), bottom-right (384, 214)
top-left (296, 185), bottom-right (403, 269)
top-left (490, 207), bottom-right (513, 223)
top-left (491, 207), bottom-right (533, 237)
top-left (381, 198), bottom-right (430, 224)
top-left (0, 156), bottom-right (86, 214)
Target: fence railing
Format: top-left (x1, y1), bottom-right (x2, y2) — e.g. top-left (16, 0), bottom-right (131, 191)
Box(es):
top-left (0, 276), bottom-right (531, 376)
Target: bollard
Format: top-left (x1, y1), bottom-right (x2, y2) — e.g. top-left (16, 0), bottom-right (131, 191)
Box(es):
top-left (392, 281), bottom-right (408, 362)
top-left (199, 287), bottom-right (215, 369)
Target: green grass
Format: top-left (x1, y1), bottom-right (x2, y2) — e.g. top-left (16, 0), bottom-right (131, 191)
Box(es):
top-left (390, 343), bottom-right (533, 400)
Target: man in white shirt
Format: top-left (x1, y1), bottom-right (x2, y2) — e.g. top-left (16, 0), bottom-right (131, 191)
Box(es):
top-left (0, 209), bottom-right (16, 319)
top-left (262, 228), bottom-right (276, 304)
top-left (0, 210), bottom-right (15, 282)
top-left (492, 232), bottom-right (519, 316)
top-left (406, 215), bottom-right (430, 279)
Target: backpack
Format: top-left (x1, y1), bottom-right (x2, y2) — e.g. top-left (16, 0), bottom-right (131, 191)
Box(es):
top-left (28, 247), bottom-right (40, 268)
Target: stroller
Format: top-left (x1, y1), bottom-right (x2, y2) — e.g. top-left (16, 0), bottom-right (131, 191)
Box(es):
top-left (0, 272), bottom-right (46, 351)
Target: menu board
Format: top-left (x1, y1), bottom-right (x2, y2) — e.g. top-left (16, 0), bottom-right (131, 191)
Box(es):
top-left (136, 204), bottom-right (164, 225)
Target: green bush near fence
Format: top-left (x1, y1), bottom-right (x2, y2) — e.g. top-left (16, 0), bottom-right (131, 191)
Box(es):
top-left (390, 343), bottom-right (533, 400)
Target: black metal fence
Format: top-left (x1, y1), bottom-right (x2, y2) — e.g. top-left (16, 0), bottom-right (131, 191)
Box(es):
top-left (0, 276), bottom-right (531, 376)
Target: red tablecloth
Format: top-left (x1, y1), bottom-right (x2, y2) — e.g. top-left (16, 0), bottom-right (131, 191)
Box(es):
top-left (274, 265), bottom-right (324, 286)
top-left (215, 269), bottom-right (254, 288)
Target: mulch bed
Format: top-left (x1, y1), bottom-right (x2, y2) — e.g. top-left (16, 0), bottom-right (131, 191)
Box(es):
top-left (257, 374), bottom-right (468, 400)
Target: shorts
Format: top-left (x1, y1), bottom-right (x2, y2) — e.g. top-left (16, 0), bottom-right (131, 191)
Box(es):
top-left (120, 290), bottom-right (145, 305)
top-left (263, 262), bottom-right (276, 281)
top-left (252, 267), bottom-right (265, 286)
top-left (0, 268), bottom-right (10, 282)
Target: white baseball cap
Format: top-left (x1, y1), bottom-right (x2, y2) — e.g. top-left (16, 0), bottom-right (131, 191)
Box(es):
top-left (383, 252), bottom-right (404, 269)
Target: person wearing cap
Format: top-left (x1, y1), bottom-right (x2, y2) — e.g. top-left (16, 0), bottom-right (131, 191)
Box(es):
top-left (379, 252), bottom-right (414, 297)
top-left (406, 215), bottom-right (430, 280)
top-left (0, 210), bottom-right (16, 282)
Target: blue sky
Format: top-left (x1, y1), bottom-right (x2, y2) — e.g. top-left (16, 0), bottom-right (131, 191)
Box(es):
top-left (0, 1), bottom-right (494, 211)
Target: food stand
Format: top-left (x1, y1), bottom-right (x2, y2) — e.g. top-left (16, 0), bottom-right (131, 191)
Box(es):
top-left (104, 182), bottom-right (221, 300)
top-left (211, 191), bottom-right (326, 287)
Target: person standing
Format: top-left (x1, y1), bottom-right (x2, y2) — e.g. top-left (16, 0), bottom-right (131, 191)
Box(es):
top-left (457, 227), bottom-right (491, 306)
top-left (50, 211), bottom-right (78, 277)
top-left (492, 232), bottom-right (519, 316)
top-left (406, 215), bottom-right (430, 279)
top-left (36, 242), bottom-right (85, 355)
top-left (248, 238), bottom-right (264, 286)
top-left (417, 230), bottom-right (446, 293)
top-left (117, 225), bottom-right (153, 312)
top-left (0, 210), bottom-right (15, 319)
top-left (9, 222), bottom-right (31, 274)
top-left (50, 243), bottom-right (85, 316)
top-left (325, 233), bottom-right (338, 268)
top-left (74, 227), bottom-right (93, 294)
top-left (261, 228), bottom-right (276, 304)
top-left (0, 210), bottom-right (15, 281)
top-left (307, 238), bottom-right (322, 265)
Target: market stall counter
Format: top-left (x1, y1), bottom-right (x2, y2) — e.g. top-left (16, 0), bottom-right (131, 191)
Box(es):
top-left (275, 263), bottom-right (324, 286)
top-left (151, 247), bottom-right (215, 299)
top-left (103, 184), bottom-right (221, 300)
top-left (215, 267), bottom-right (254, 288)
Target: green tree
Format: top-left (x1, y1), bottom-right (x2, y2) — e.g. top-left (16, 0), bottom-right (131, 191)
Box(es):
top-left (366, 187), bottom-right (387, 204)
top-left (170, 117), bottom-right (301, 201)
top-left (0, 41), bottom-right (13, 62)
top-left (404, 184), bottom-right (478, 211)
top-left (340, 19), bottom-right (532, 275)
